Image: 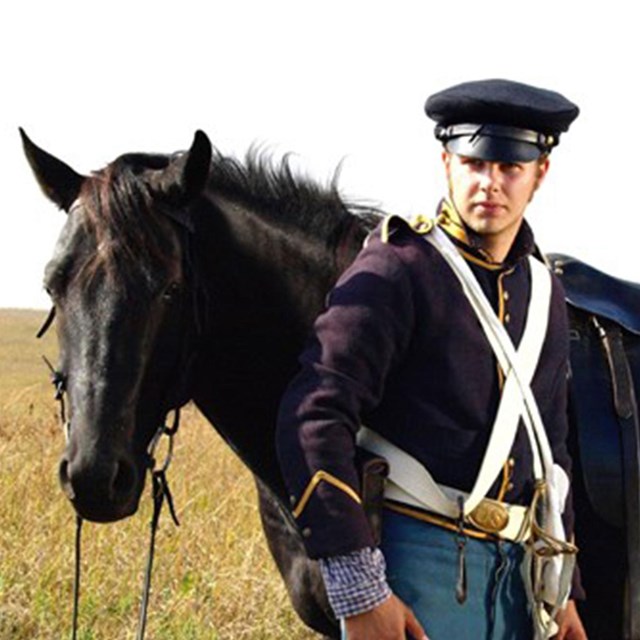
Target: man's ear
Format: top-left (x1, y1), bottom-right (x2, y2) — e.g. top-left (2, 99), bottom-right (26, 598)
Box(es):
top-left (534, 156), bottom-right (551, 191)
top-left (442, 150), bottom-right (454, 186)
top-left (441, 150), bottom-right (451, 172)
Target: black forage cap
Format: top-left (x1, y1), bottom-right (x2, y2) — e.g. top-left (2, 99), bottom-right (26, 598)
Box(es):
top-left (425, 79), bottom-right (579, 162)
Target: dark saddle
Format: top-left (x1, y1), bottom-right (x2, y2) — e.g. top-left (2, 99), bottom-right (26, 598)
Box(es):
top-left (548, 253), bottom-right (640, 639)
top-left (549, 253), bottom-right (640, 335)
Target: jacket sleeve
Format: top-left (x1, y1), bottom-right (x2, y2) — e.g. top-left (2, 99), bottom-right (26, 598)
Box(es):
top-left (276, 233), bottom-right (414, 559)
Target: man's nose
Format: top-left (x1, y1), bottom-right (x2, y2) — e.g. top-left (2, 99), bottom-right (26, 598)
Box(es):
top-left (479, 163), bottom-right (501, 190)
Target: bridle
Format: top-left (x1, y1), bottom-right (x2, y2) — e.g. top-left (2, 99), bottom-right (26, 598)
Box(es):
top-left (43, 350), bottom-right (184, 640)
top-left (136, 414), bottom-right (182, 640)
top-left (42, 341), bottom-right (183, 639)
top-left (38, 268), bottom-right (199, 639)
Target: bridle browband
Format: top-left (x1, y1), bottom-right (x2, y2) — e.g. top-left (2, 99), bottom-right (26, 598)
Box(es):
top-left (37, 305), bottom-right (56, 339)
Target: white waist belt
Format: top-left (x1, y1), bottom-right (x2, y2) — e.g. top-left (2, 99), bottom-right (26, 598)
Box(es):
top-left (385, 484), bottom-right (530, 542)
top-left (357, 426), bottom-right (531, 542)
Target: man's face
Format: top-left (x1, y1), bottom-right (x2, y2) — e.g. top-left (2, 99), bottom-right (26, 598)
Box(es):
top-left (442, 152), bottom-right (549, 260)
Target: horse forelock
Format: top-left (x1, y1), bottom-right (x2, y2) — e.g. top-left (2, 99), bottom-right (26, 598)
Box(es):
top-left (71, 155), bottom-right (181, 292)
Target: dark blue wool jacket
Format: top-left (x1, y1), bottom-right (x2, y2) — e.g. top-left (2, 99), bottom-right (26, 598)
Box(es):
top-left (276, 203), bottom-right (581, 595)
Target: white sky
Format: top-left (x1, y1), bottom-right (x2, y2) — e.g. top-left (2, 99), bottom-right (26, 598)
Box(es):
top-left (2, 1), bottom-right (637, 309)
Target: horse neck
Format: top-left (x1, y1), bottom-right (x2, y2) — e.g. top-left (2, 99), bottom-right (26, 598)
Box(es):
top-left (187, 190), bottom-right (366, 491)
top-left (192, 189), bottom-right (355, 396)
top-left (202, 191), bottom-right (349, 329)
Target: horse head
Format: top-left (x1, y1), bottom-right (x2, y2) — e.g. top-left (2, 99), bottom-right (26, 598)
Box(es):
top-left (21, 129), bottom-right (212, 522)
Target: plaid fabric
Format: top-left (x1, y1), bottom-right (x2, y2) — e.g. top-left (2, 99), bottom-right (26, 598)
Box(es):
top-left (319, 547), bottom-right (392, 619)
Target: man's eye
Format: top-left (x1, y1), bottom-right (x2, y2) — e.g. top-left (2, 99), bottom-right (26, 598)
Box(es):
top-left (501, 163), bottom-right (522, 173)
top-left (462, 158), bottom-right (484, 169)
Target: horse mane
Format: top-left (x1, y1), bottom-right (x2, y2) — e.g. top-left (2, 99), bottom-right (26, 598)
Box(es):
top-left (205, 147), bottom-right (382, 243)
top-left (75, 147), bottom-right (382, 286)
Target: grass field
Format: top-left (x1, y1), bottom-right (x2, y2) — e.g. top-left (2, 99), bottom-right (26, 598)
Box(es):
top-left (0, 309), bottom-right (319, 639)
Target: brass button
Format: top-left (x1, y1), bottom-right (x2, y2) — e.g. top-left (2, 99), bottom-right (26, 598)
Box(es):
top-left (504, 313), bottom-right (511, 324)
top-left (503, 290), bottom-right (510, 301)
top-left (302, 527), bottom-right (312, 538)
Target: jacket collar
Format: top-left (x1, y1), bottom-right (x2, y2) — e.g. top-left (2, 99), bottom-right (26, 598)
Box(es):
top-left (436, 198), bottom-right (536, 270)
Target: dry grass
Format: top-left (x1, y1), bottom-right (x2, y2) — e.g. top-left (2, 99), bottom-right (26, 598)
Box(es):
top-left (0, 309), bottom-right (319, 639)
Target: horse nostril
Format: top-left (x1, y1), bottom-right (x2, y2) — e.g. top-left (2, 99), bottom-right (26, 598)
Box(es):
top-left (112, 458), bottom-right (137, 499)
top-left (59, 452), bottom-right (138, 504)
top-left (58, 458), bottom-right (75, 500)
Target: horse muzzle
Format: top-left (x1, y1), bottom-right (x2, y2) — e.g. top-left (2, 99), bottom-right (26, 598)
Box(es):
top-left (58, 444), bottom-right (144, 522)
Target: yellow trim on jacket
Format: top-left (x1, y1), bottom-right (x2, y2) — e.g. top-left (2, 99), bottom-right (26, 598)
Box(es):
top-left (292, 471), bottom-right (362, 519)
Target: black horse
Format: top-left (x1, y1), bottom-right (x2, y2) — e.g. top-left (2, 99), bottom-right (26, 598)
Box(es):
top-left (21, 129), bottom-right (640, 639)
top-left (21, 128), bottom-right (376, 637)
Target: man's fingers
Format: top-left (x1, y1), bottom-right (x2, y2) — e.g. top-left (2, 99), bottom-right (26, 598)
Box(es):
top-left (404, 603), bottom-right (429, 640)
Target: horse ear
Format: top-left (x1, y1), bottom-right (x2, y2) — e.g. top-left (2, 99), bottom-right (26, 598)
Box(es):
top-left (19, 128), bottom-right (85, 213)
top-left (161, 130), bottom-right (212, 231)
top-left (182, 130), bottom-right (212, 199)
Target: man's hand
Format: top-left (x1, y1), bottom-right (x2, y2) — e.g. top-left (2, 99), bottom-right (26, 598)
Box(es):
top-left (344, 594), bottom-right (428, 640)
top-left (553, 600), bottom-right (588, 640)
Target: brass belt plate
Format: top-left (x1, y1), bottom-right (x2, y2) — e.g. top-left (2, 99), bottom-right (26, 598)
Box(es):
top-left (467, 498), bottom-right (509, 534)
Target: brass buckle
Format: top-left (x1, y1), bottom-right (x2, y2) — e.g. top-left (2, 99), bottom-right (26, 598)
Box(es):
top-left (467, 498), bottom-right (509, 534)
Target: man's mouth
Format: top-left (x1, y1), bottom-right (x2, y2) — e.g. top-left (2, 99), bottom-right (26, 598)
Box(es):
top-left (474, 201), bottom-right (504, 212)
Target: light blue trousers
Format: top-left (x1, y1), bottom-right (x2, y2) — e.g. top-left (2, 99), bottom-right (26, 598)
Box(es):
top-left (342, 509), bottom-right (532, 639)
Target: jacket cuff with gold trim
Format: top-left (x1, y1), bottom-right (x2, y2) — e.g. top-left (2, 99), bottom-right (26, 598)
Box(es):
top-left (284, 464), bottom-right (375, 559)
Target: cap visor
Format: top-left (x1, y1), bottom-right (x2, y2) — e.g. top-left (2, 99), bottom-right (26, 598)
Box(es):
top-left (446, 136), bottom-right (541, 163)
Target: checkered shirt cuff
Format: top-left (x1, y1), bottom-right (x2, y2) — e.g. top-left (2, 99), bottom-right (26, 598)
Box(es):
top-left (319, 547), bottom-right (392, 619)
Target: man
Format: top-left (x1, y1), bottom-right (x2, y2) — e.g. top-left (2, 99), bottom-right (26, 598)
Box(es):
top-left (276, 79), bottom-right (587, 639)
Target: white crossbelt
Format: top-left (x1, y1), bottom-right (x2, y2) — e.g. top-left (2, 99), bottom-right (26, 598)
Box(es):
top-left (425, 228), bottom-right (576, 638)
top-left (359, 226), bottom-right (552, 521)
top-left (426, 227), bottom-right (553, 485)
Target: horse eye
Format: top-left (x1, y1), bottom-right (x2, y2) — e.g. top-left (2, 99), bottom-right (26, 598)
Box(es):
top-left (162, 282), bottom-right (181, 302)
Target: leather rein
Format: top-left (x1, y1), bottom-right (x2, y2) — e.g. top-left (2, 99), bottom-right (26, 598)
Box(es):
top-left (39, 311), bottom-right (188, 640)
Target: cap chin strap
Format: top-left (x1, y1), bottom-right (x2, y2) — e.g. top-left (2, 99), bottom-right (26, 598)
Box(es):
top-left (435, 122), bottom-right (558, 153)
